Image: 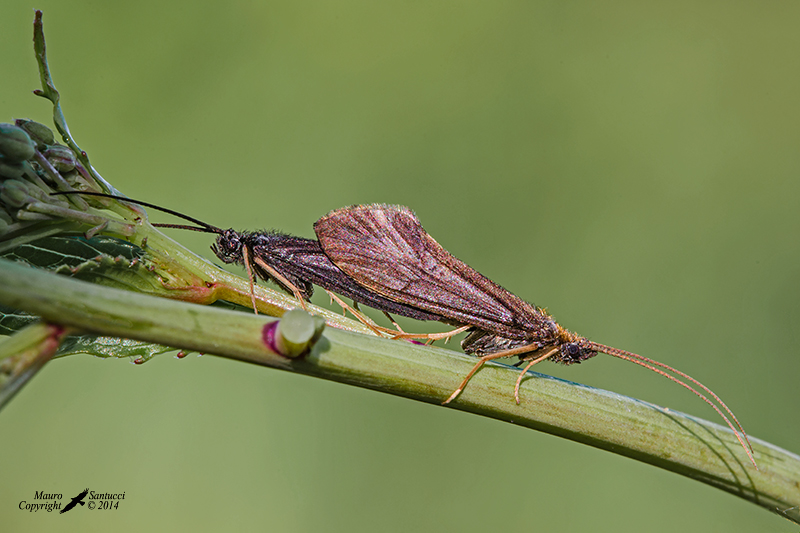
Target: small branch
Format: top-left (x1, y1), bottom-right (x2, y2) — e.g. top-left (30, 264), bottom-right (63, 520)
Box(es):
top-left (0, 258), bottom-right (798, 522)
top-left (32, 10), bottom-right (119, 195)
top-left (0, 322), bottom-right (69, 409)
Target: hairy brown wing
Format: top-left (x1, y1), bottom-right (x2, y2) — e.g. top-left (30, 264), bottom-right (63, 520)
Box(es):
top-left (314, 204), bottom-right (547, 338)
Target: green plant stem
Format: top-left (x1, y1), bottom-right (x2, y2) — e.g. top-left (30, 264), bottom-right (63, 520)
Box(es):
top-left (0, 322), bottom-right (70, 408)
top-left (104, 219), bottom-right (381, 336)
top-left (0, 258), bottom-right (797, 522)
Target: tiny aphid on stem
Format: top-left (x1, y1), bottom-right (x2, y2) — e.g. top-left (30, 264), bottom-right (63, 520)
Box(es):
top-left (313, 204), bottom-right (757, 468)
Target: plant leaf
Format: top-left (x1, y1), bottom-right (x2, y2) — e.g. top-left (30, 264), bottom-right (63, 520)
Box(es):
top-left (0, 234), bottom-right (176, 360)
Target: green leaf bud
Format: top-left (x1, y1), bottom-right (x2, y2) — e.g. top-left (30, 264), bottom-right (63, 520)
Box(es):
top-left (15, 119), bottom-right (55, 149)
top-left (0, 180), bottom-right (34, 208)
top-left (44, 144), bottom-right (77, 173)
top-left (0, 124), bottom-right (36, 163)
top-left (0, 159), bottom-right (26, 180)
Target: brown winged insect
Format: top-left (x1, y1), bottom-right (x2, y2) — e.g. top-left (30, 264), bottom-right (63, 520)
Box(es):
top-left (313, 204), bottom-right (757, 468)
top-left (54, 193), bottom-right (756, 467)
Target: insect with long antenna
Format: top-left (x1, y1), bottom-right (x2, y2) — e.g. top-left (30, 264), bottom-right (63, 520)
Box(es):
top-left (52, 191), bottom-right (454, 330)
top-left (55, 192), bottom-right (756, 468)
top-left (313, 204), bottom-right (757, 468)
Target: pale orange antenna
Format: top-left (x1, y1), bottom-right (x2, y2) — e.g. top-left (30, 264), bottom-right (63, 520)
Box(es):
top-left (593, 343), bottom-right (753, 454)
top-left (587, 342), bottom-right (757, 469)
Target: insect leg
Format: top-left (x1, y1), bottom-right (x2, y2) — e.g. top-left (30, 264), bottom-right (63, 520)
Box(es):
top-left (443, 342), bottom-right (547, 405)
top-left (323, 290), bottom-right (387, 337)
top-left (241, 246), bottom-right (259, 315)
top-left (372, 311), bottom-right (468, 345)
top-left (382, 311), bottom-right (406, 334)
top-left (253, 256), bottom-right (308, 311)
top-left (390, 325), bottom-right (472, 343)
top-left (513, 347), bottom-right (560, 404)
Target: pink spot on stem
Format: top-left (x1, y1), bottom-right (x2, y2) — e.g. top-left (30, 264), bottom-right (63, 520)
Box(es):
top-left (262, 321), bottom-right (285, 357)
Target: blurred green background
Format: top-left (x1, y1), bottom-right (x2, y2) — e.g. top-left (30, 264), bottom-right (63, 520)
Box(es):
top-left (2, 2), bottom-right (799, 531)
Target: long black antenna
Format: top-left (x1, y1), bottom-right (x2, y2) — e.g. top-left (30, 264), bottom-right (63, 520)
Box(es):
top-left (52, 191), bottom-right (224, 234)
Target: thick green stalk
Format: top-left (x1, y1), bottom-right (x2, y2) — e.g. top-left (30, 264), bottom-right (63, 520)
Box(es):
top-left (0, 258), bottom-right (797, 523)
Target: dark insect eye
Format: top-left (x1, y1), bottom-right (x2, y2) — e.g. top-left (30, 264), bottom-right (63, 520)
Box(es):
top-left (567, 343), bottom-right (581, 356)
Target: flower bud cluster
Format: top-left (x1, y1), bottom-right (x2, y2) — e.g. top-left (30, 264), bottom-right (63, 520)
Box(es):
top-left (0, 120), bottom-right (103, 235)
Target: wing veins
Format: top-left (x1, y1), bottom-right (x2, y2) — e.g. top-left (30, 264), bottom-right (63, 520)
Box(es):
top-left (315, 205), bottom-right (546, 338)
